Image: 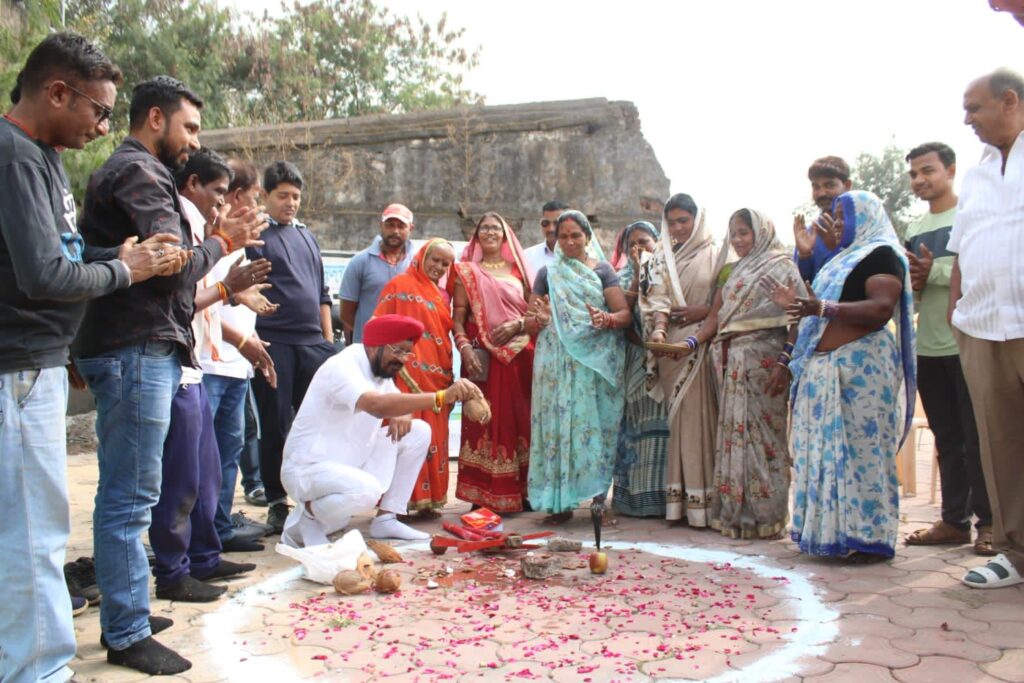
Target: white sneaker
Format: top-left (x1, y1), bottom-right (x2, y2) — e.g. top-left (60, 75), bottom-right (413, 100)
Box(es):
top-left (369, 514), bottom-right (430, 541)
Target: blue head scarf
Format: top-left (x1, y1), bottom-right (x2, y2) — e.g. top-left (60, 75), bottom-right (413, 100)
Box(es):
top-left (546, 210), bottom-right (625, 387)
top-left (789, 190), bottom-right (916, 444)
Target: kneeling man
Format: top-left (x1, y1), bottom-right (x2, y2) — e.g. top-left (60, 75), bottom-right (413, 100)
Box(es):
top-left (281, 314), bottom-right (481, 546)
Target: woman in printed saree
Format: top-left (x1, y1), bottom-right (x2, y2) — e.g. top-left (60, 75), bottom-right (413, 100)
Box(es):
top-left (612, 221), bottom-right (670, 517)
top-left (527, 210), bottom-right (630, 524)
top-left (372, 238), bottom-right (457, 516)
top-left (451, 212), bottom-right (536, 513)
top-left (641, 193), bottom-right (719, 526)
top-left (769, 190), bottom-right (915, 562)
top-left (689, 209), bottom-right (806, 539)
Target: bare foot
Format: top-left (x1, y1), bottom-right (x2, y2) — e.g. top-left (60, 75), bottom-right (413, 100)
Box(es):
top-left (542, 511), bottom-right (573, 525)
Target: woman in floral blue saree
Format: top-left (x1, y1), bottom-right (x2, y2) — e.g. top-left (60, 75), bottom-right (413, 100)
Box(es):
top-left (526, 211), bottom-right (631, 523)
top-left (770, 191), bottom-right (916, 562)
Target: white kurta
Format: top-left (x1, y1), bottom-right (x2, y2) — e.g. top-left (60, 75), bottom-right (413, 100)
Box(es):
top-left (281, 345), bottom-right (429, 539)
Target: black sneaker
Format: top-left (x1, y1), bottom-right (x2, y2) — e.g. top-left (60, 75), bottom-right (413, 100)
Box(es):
top-left (244, 486), bottom-right (268, 507)
top-left (198, 558), bottom-right (256, 581)
top-left (64, 556), bottom-right (101, 605)
top-left (232, 510), bottom-right (274, 538)
top-left (71, 595), bottom-right (88, 616)
top-left (266, 502), bottom-right (290, 535)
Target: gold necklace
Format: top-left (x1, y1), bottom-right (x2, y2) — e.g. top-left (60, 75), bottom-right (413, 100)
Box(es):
top-left (481, 260), bottom-right (505, 270)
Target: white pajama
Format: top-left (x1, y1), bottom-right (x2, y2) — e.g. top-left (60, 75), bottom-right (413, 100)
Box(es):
top-left (281, 419), bottom-right (430, 537)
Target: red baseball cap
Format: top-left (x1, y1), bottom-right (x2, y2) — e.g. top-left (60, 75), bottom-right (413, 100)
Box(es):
top-left (381, 203), bottom-right (414, 225)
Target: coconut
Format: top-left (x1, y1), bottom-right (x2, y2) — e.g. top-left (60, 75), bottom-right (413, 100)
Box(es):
top-left (373, 569), bottom-right (402, 594)
top-left (366, 539), bottom-right (403, 564)
top-left (464, 398), bottom-right (492, 424)
top-left (355, 551), bottom-right (377, 581)
top-left (333, 569), bottom-right (371, 595)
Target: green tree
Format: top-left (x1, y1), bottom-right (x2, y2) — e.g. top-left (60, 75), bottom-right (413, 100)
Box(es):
top-left (851, 142), bottom-right (917, 239)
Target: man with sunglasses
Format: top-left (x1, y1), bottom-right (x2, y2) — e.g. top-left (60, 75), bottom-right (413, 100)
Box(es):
top-left (279, 314), bottom-right (483, 547)
top-left (524, 199), bottom-right (570, 275)
top-left (0, 33), bottom-right (188, 683)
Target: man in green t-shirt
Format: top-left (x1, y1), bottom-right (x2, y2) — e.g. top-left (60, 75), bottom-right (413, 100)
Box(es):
top-left (902, 142), bottom-right (993, 556)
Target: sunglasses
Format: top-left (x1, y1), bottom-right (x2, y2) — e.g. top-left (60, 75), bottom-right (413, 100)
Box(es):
top-left (59, 81), bottom-right (113, 124)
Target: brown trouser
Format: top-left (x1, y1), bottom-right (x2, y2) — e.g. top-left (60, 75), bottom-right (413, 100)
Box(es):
top-left (955, 331), bottom-right (1024, 571)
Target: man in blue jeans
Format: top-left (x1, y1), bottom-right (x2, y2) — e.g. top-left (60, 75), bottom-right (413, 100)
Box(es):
top-left (0, 35), bottom-right (187, 683)
top-left (74, 77), bottom-right (265, 674)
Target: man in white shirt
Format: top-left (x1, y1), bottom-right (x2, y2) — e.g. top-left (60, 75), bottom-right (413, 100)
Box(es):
top-left (280, 314), bottom-right (483, 547)
top-left (948, 68), bottom-right (1024, 589)
top-left (523, 200), bottom-right (569, 274)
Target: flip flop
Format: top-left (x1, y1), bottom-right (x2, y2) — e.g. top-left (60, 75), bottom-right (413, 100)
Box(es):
top-left (961, 554), bottom-right (1024, 589)
top-left (974, 527), bottom-right (998, 557)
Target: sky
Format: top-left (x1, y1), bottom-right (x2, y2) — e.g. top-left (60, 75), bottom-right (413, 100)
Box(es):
top-left (226, 0), bottom-right (1022, 242)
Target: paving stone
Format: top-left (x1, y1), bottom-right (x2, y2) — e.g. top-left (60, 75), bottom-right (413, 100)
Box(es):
top-left (820, 634), bottom-right (920, 668)
top-left (981, 649), bottom-right (1024, 683)
top-left (833, 613), bottom-right (914, 640)
top-left (891, 628), bottom-right (1002, 662)
top-left (805, 661), bottom-right (906, 681)
top-left (966, 619), bottom-right (1024, 649)
top-left (547, 658), bottom-right (646, 683)
top-left (892, 589), bottom-right (982, 611)
top-left (579, 630), bottom-right (666, 660)
top-left (831, 593), bottom-right (915, 621)
top-left (892, 655), bottom-right (996, 683)
top-left (889, 606), bottom-right (988, 632)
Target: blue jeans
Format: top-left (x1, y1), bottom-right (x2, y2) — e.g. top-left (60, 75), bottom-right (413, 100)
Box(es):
top-left (202, 374), bottom-right (247, 542)
top-left (76, 342), bottom-right (181, 650)
top-left (0, 367), bottom-right (74, 683)
top-left (240, 382), bottom-right (262, 494)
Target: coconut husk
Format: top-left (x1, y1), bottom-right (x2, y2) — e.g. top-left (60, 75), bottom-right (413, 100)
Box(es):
top-left (374, 569), bottom-right (402, 593)
top-left (366, 539), bottom-right (404, 564)
top-left (464, 398), bottom-right (492, 424)
top-left (333, 569), bottom-right (372, 595)
top-left (355, 551), bottom-right (377, 581)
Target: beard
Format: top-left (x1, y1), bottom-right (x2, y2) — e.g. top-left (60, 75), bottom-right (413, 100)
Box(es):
top-left (370, 347), bottom-right (402, 379)
top-left (155, 131), bottom-right (187, 173)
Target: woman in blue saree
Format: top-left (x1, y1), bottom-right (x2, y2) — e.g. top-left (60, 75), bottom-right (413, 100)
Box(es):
top-left (526, 211), bottom-right (631, 523)
top-left (769, 190), bottom-right (916, 562)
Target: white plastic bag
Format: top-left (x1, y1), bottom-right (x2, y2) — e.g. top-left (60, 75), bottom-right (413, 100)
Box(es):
top-left (275, 529), bottom-right (368, 584)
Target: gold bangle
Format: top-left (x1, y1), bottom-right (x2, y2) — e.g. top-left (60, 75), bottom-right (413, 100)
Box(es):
top-left (238, 333), bottom-right (251, 350)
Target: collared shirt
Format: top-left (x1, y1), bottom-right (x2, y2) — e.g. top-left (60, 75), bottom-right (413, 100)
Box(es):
top-left (523, 241), bottom-right (556, 275)
top-left (74, 137), bottom-right (225, 363)
top-left (339, 235), bottom-right (412, 343)
top-left (247, 216), bottom-right (331, 346)
top-left (948, 131), bottom-right (1024, 341)
top-left (0, 118), bottom-right (130, 373)
top-left (905, 207), bottom-right (958, 357)
top-left (283, 343), bottom-right (397, 469)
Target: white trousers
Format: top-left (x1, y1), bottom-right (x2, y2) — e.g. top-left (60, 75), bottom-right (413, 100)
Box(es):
top-left (281, 419), bottom-right (430, 537)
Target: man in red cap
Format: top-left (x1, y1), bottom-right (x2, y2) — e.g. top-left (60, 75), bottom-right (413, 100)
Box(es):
top-left (339, 203), bottom-right (415, 345)
top-left (279, 314), bottom-right (482, 545)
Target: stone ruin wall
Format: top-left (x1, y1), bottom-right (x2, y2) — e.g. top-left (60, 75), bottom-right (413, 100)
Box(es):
top-left (200, 98), bottom-right (670, 253)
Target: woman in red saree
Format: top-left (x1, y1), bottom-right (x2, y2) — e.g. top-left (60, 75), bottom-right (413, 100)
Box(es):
top-left (373, 238), bottom-right (456, 516)
top-left (452, 213), bottom-right (536, 512)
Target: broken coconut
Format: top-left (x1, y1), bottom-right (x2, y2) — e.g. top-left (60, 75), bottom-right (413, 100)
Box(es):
top-left (521, 554), bottom-right (559, 580)
top-left (366, 539), bottom-right (404, 564)
top-left (355, 551), bottom-right (377, 581)
top-left (373, 569), bottom-right (402, 594)
top-left (463, 397), bottom-right (492, 424)
top-left (547, 537), bottom-right (582, 552)
top-left (333, 569), bottom-right (371, 595)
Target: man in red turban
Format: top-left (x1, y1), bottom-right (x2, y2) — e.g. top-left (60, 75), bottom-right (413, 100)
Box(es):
top-left (279, 314), bottom-right (482, 545)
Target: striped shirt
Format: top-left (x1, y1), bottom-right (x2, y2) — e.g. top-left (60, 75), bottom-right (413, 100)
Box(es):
top-left (948, 131), bottom-right (1024, 341)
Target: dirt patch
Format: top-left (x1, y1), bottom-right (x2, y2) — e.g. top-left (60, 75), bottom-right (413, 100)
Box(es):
top-left (66, 411), bottom-right (97, 455)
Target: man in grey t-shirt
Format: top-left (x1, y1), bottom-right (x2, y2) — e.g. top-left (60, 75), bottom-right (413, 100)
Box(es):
top-left (0, 34), bottom-right (184, 682)
top-left (339, 203), bottom-right (415, 344)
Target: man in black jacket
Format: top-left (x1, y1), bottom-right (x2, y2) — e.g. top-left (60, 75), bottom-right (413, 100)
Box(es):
top-left (74, 76), bottom-right (265, 674)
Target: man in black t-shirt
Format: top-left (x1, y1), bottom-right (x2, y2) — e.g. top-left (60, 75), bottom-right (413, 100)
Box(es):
top-left (0, 34), bottom-right (185, 683)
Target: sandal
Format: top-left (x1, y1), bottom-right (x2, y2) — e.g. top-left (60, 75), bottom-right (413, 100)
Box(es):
top-left (962, 554), bottom-right (1024, 589)
top-left (905, 520), bottom-right (970, 546)
top-left (974, 527), bottom-right (998, 557)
